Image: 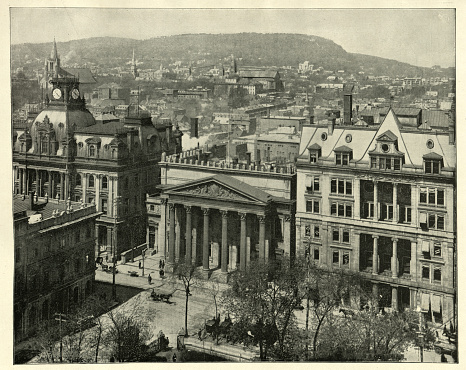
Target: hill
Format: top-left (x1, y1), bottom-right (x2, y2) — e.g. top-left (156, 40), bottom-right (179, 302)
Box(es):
top-left (11, 33), bottom-right (453, 78)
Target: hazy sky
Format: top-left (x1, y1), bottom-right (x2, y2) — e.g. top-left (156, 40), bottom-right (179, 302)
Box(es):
top-left (10, 7), bottom-right (455, 68)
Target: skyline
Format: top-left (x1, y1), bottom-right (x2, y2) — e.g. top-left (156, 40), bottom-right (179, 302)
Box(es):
top-left (10, 7), bottom-right (455, 68)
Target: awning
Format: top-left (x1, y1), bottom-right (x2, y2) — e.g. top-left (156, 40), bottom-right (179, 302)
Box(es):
top-left (432, 295), bottom-right (441, 313)
top-left (420, 213), bottom-right (427, 224)
top-left (422, 240), bottom-right (430, 253)
top-left (421, 293), bottom-right (430, 312)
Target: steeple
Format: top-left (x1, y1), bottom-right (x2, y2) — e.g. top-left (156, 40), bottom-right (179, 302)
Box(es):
top-left (51, 37), bottom-right (58, 60)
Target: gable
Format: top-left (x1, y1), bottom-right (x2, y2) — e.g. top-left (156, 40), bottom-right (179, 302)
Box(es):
top-left (165, 175), bottom-right (271, 204)
top-left (376, 130), bottom-right (397, 142)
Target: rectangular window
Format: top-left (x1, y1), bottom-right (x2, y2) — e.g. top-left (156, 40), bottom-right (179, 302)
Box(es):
top-left (342, 154), bottom-right (349, 165)
top-left (314, 201), bottom-right (320, 214)
top-left (346, 181), bottom-right (352, 195)
top-left (101, 199), bottom-right (108, 215)
top-left (433, 268), bottom-right (442, 282)
top-left (306, 200), bottom-right (320, 214)
top-left (310, 152), bottom-right (318, 163)
top-left (432, 161), bottom-right (440, 174)
top-left (306, 201), bottom-right (313, 213)
top-left (331, 203), bottom-right (337, 215)
top-left (428, 190), bottom-right (436, 204)
top-left (379, 158), bottom-right (386, 170)
top-left (333, 251), bottom-right (340, 264)
top-left (314, 226), bottom-right (320, 238)
top-left (433, 243), bottom-right (442, 257)
top-left (333, 230), bottom-right (340, 242)
top-left (371, 157), bottom-right (377, 168)
top-left (394, 158), bottom-right (401, 170)
top-left (345, 205), bottom-right (352, 218)
top-left (420, 188), bottom-right (427, 203)
top-left (428, 214), bottom-right (436, 229)
top-left (305, 225), bottom-right (311, 237)
top-left (422, 266), bottom-right (430, 280)
top-left (338, 204), bottom-right (345, 216)
top-left (343, 231), bottom-right (350, 243)
top-left (338, 180), bottom-right (345, 194)
top-left (331, 179), bottom-right (337, 193)
top-left (314, 248), bottom-right (320, 260)
top-left (437, 215), bottom-right (445, 230)
top-left (404, 207), bottom-right (412, 223)
top-left (313, 178), bottom-right (320, 192)
top-left (342, 252), bottom-right (350, 266)
top-left (437, 190), bottom-right (444, 206)
top-left (336, 154), bottom-right (342, 165)
top-left (386, 158), bottom-right (392, 170)
top-left (364, 202), bottom-right (375, 218)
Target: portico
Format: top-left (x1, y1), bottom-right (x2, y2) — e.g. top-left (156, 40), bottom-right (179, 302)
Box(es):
top-left (159, 174), bottom-right (280, 281)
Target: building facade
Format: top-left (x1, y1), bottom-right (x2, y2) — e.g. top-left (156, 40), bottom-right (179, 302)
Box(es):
top-left (146, 149), bottom-right (296, 281)
top-left (296, 109), bottom-right (456, 326)
top-left (13, 74), bottom-right (182, 259)
top-left (14, 195), bottom-right (100, 342)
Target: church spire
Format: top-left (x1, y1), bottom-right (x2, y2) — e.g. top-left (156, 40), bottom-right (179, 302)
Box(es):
top-left (51, 37), bottom-right (58, 60)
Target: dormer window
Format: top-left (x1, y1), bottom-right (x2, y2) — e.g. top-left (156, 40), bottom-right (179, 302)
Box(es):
top-left (423, 152), bottom-right (443, 174)
top-left (308, 143), bottom-right (321, 163)
top-left (334, 145), bottom-right (352, 166)
top-left (369, 130), bottom-right (404, 171)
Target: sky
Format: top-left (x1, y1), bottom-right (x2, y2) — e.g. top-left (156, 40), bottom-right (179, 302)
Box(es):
top-left (10, 7), bottom-right (456, 68)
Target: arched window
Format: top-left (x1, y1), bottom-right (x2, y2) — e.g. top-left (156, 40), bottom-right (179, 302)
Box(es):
top-left (89, 175), bottom-right (95, 188)
top-left (102, 176), bottom-right (108, 189)
top-left (112, 149), bottom-right (116, 159)
top-left (75, 174), bottom-right (82, 187)
top-left (89, 145), bottom-right (96, 157)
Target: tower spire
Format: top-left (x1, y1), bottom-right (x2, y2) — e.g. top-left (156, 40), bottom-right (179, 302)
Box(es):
top-left (51, 37), bottom-right (58, 60)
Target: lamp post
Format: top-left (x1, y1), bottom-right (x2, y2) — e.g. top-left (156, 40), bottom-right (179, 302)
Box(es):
top-left (112, 196), bottom-right (121, 302)
top-left (416, 306), bottom-right (424, 362)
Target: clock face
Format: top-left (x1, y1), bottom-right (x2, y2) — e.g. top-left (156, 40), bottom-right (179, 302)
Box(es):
top-left (71, 88), bottom-right (80, 100)
top-left (52, 88), bottom-right (62, 100)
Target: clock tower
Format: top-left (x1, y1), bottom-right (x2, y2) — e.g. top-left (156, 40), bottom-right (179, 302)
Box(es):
top-left (47, 76), bottom-right (85, 110)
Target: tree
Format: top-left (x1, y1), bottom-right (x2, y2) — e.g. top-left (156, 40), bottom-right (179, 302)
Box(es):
top-left (221, 258), bottom-right (306, 360)
top-left (103, 309), bottom-right (151, 362)
top-left (228, 86), bottom-right (249, 109)
top-left (173, 258), bottom-right (201, 337)
top-left (317, 309), bottom-right (436, 361)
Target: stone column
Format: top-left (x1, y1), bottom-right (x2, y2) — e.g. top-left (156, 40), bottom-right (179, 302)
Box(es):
top-left (159, 199), bottom-right (167, 259)
top-left (391, 238), bottom-right (398, 278)
top-left (283, 216), bottom-right (291, 257)
top-left (168, 203), bottom-right (176, 264)
top-left (239, 212), bottom-right (247, 271)
top-left (185, 206), bottom-right (192, 264)
top-left (372, 235), bottom-right (379, 275)
top-left (47, 170), bottom-right (52, 198)
top-left (393, 183), bottom-right (398, 223)
top-left (175, 206), bottom-right (181, 262)
top-left (258, 215), bottom-right (266, 261)
top-left (391, 286), bottom-right (398, 311)
top-left (95, 175), bottom-right (101, 212)
top-left (410, 240), bottom-right (417, 281)
top-left (202, 208), bottom-right (210, 271)
top-left (60, 172), bottom-right (64, 200)
top-left (35, 169), bottom-right (39, 196)
top-left (221, 210), bottom-right (228, 273)
top-left (353, 232), bottom-right (360, 272)
top-left (354, 178), bottom-right (361, 218)
top-left (108, 176), bottom-right (114, 216)
top-left (373, 181), bottom-right (378, 220)
top-left (50, 171), bottom-right (55, 198)
top-left (95, 225), bottom-right (100, 256)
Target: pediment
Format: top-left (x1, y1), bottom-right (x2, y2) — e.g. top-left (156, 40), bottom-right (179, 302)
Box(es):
top-left (166, 176), bottom-right (271, 204)
top-left (376, 130), bottom-right (397, 142)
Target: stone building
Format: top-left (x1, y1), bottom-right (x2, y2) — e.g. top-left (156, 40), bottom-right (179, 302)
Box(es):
top-left (146, 150), bottom-right (296, 281)
top-left (14, 195), bottom-right (99, 342)
top-left (12, 74), bottom-right (182, 259)
top-left (296, 108), bottom-right (456, 326)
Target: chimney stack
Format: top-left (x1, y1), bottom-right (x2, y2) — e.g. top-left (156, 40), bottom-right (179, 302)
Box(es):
top-left (343, 84), bottom-right (354, 125)
top-left (328, 114), bottom-right (336, 135)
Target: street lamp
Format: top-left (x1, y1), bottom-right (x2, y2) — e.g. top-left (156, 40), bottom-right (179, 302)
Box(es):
top-left (112, 196), bottom-right (121, 302)
top-left (416, 306), bottom-right (424, 362)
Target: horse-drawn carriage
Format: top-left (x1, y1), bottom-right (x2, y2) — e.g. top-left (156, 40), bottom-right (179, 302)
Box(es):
top-left (203, 315), bottom-right (232, 342)
top-left (148, 287), bottom-right (177, 303)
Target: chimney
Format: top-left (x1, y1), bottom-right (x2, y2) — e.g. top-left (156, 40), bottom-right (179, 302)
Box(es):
top-left (344, 93), bottom-right (353, 125)
top-left (328, 114), bottom-right (336, 135)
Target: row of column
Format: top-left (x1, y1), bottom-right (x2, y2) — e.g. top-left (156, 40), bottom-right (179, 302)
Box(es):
top-left (15, 167), bottom-right (67, 200)
top-left (167, 203), bottom-right (267, 273)
top-left (370, 235), bottom-right (416, 279)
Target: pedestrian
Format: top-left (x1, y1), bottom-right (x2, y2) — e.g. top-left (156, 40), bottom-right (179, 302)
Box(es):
top-left (139, 261), bottom-right (142, 269)
top-left (159, 268), bottom-right (163, 278)
top-left (148, 274), bottom-right (152, 284)
top-left (105, 255), bottom-right (108, 263)
top-left (162, 260), bottom-right (165, 269)
top-left (172, 353), bottom-right (177, 362)
top-left (159, 260), bottom-right (162, 269)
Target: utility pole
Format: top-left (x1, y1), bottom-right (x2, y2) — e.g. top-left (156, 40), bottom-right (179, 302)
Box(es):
top-left (112, 196), bottom-right (121, 301)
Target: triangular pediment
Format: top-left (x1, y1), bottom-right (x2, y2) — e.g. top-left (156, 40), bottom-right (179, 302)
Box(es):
top-left (165, 174), bottom-right (271, 204)
top-left (376, 130), bottom-right (397, 142)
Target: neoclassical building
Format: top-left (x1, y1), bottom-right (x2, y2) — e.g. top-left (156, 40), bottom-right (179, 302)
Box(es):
top-left (296, 108), bottom-right (456, 327)
top-left (147, 150), bottom-right (296, 281)
top-left (13, 73), bottom-right (182, 258)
